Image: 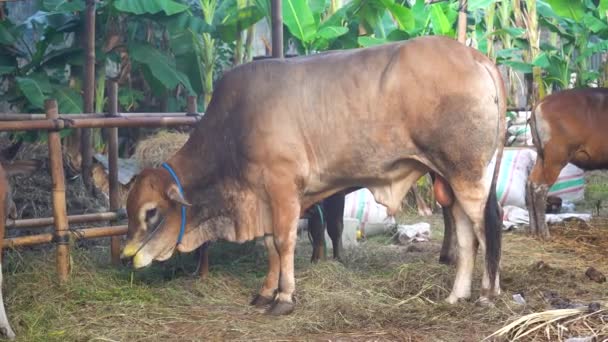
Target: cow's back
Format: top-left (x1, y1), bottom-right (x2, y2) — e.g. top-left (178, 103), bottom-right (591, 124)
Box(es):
top-left (196, 36), bottom-right (504, 195)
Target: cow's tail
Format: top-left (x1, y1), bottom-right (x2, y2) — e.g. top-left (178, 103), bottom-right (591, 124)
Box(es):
top-left (482, 62), bottom-right (507, 293)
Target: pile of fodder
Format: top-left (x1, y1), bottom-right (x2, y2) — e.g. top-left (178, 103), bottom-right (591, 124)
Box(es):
top-left (133, 130), bottom-right (189, 168)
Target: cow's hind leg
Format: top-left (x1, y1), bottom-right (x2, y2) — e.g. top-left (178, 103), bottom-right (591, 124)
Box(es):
top-left (325, 192), bottom-right (345, 260)
top-left (445, 199), bottom-right (479, 303)
top-left (447, 177), bottom-right (502, 305)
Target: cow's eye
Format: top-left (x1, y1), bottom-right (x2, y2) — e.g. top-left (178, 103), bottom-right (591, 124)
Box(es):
top-left (145, 208), bottom-right (158, 222)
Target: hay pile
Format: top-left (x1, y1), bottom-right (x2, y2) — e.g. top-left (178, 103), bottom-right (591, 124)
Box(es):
top-left (487, 305), bottom-right (607, 341)
top-left (133, 131), bottom-right (189, 168)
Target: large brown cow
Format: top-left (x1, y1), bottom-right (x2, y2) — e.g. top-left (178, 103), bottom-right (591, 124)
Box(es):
top-left (527, 87), bottom-right (608, 239)
top-left (121, 36), bottom-right (506, 315)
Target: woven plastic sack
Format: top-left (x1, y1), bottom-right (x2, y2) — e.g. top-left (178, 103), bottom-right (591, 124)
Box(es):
top-left (343, 188), bottom-right (395, 236)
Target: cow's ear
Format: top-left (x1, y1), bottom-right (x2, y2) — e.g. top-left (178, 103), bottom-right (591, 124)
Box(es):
top-left (166, 185), bottom-right (191, 207)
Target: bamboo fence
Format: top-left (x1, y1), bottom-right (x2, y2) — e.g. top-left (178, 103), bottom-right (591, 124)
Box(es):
top-left (0, 80), bottom-right (200, 282)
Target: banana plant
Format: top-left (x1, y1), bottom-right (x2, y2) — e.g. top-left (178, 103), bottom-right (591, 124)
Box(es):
top-left (281, 0), bottom-right (351, 54)
top-left (355, 0), bottom-right (458, 48)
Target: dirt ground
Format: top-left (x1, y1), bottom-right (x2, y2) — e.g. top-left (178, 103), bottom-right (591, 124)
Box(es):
top-left (2, 211), bottom-right (607, 342)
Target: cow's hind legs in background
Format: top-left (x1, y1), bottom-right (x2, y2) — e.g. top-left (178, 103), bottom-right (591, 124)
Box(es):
top-left (325, 192), bottom-right (345, 261)
top-left (439, 206), bottom-right (458, 265)
top-left (309, 204), bottom-right (326, 263)
top-left (526, 146), bottom-right (566, 240)
top-left (195, 242), bottom-right (210, 280)
top-left (446, 177), bottom-right (501, 306)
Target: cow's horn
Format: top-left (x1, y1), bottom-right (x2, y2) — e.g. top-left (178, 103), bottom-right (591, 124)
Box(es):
top-left (166, 185), bottom-right (192, 207)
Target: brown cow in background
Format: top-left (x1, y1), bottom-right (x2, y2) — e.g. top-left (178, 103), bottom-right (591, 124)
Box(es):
top-left (527, 87), bottom-right (608, 239)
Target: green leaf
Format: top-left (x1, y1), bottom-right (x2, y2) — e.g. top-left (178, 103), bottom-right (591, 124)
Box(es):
top-left (600, 0), bottom-right (608, 19)
top-left (164, 13), bottom-right (213, 36)
top-left (582, 13), bottom-right (608, 33)
top-left (386, 29), bottom-right (410, 41)
top-left (118, 88), bottom-right (144, 111)
top-left (310, 0), bottom-right (329, 16)
top-left (468, 0), bottom-right (498, 11)
top-left (532, 52), bottom-right (551, 68)
top-left (576, 40), bottom-right (608, 63)
top-left (429, 3), bottom-right (453, 36)
top-left (16, 75), bottom-right (53, 109)
top-left (411, 0), bottom-right (431, 32)
top-left (176, 50), bottom-right (205, 95)
top-left (114, 0), bottom-right (189, 16)
top-left (358, 36), bottom-right (387, 47)
top-left (380, 0), bottom-right (414, 32)
top-left (254, 0), bottom-right (271, 20)
top-left (544, 0), bottom-right (585, 21)
top-left (0, 54), bottom-right (16, 75)
top-left (0, 21), bottom-right (16, 45)
top-left (488, 27), bottom-right (526, 38)
top-left (502, 60), bottom-right (533, 74)
top-left (129, 43), bottom-right (195, 95)
top-left (495, 48), bottom-right (521, 59)
top-left (43, 0), bottom-right (86, 12)
top-left (282, 0), bottom-right (317, 43)
top-left (217, 5), bottom-right (265, 42)
top-left (54, 87), bottom-right (83, 114)
top-left (316, 26), bottom-right (348, 40)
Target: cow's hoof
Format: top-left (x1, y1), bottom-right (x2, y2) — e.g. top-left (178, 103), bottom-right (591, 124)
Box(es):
top-left (250, 294), bottom-right (275, 308)
top-left (476, 297), bottom-right (495, 308)
top-left (438, 255), bottom-right (456, 266)
top-left (266, 300), bottom-right (295, 316)
top-left (445, 294), bottom-right (469, 304)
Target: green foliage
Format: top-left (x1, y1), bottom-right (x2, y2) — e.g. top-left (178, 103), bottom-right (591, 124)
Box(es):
top-left (113, 0), bottom-right (190, 16)
top-left (282, 0), bottom-right (349, 53)
top-left (129, 43), bottom-right (195, 95)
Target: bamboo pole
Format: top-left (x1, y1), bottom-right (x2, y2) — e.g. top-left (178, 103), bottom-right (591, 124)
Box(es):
top-left (271, 0), bottom-right (283, 58)
top-left (107, 81), bottom-right (121, 265)
top-left (81, 0), bottom-right (96, 193)
top-left (457, 0), bottom-right (467, 44)
top-left (0, 116), bottom-right (198, 132)
top-left (0, 120), bottom-right (64, 131)
top-left (187, 96), bottom-right (197, 115)
top-left (7, 211), bottom-right (125, 229)
top-left (3, 225), bottom-right (128, 249)
top-left (0, 113), bottom-right (201, 121)
top-left (46, 99), bottom-right (71, 282)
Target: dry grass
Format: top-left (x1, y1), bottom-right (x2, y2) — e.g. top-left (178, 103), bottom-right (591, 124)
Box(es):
top-left (133, 131), bottom-right (188, 169)
top-left (2, 215), bottom-right (607, 342)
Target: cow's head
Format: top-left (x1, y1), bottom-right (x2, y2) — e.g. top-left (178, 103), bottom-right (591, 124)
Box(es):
top-left (121, 168), bottom-right (192, 268)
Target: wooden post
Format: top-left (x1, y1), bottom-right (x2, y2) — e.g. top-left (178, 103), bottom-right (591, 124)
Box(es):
top-left (108, 81), bottom-right (121, 265)
top-left (186, 96), bottom-right (197, 115)
top-left (457, 0), bottom-right (467, 44)
top-left (271, 0), bottom-right (283, 58)
top-left (81, 0), bottom-right (96, 192)
top-left (46, 99), bottom-right (71, 282)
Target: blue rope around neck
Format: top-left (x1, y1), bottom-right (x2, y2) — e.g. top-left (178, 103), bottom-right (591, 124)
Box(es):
top-left (162, 162), bottom-right (186, 245)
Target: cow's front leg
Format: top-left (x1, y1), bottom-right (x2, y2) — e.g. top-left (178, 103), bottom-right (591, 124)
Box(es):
top-left (251, 234), bottom-right (280, 307)
top-left (267, 200), bottom-right (300, 316)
